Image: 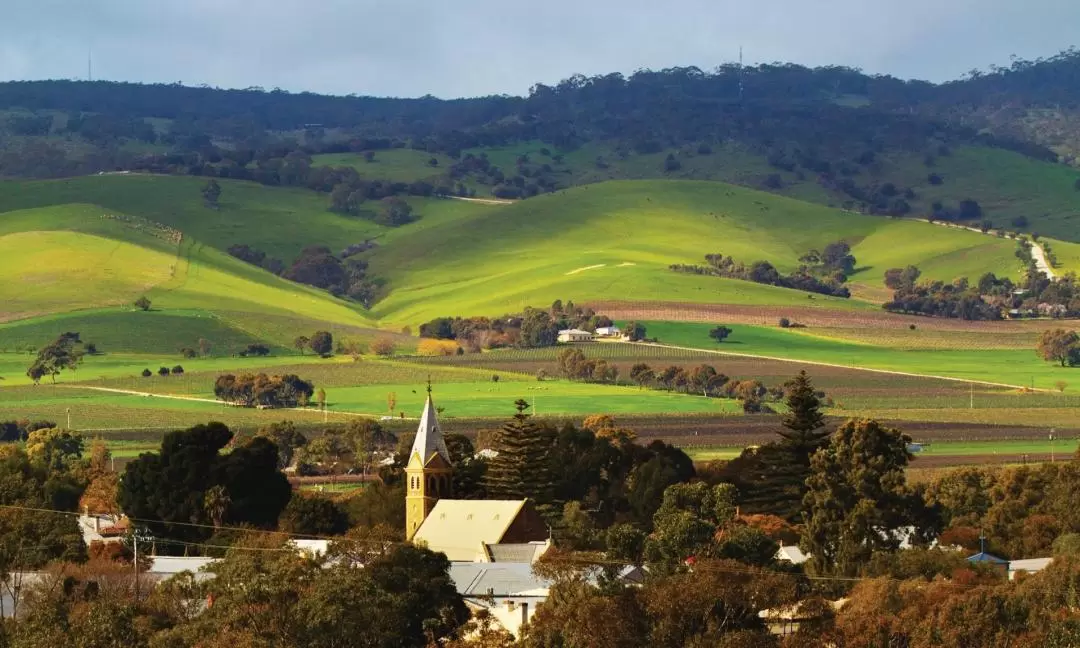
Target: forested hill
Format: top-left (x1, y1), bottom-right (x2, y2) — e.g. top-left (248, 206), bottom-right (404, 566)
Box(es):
top-left (2, 48), bottom-right (1080, 237)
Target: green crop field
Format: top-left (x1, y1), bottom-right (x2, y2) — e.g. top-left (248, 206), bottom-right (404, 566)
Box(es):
top-left (641, 321), bottom-right (1079, 390)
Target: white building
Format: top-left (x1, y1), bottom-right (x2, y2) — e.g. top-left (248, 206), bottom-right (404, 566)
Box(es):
top-left (594, 326), bottom-right (621, 338)
top-left (1008, 557), bottom-right (1053, 580)
top-left (557, 328), bottom-right (593, 343)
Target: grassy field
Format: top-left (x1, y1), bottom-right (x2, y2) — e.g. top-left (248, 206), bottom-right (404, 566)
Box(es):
top-left (459, 140), bottom-right (1080, 244)
top-left (685, 438), bottom-right (1080, 463)
top-left (640, 321), bottom-right (1079, 391)
top-left (312, 149), bottom-right (454, 182)
top-left (365, 179), bottom-right (1039, 326)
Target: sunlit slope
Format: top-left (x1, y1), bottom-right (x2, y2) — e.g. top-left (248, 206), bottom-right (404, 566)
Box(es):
top-left (0, 204), bottom-right (376, 342)
top-left (0, 174), bottom-right (488, 261)
top-left (367, 180), bottom-right (1033, 325)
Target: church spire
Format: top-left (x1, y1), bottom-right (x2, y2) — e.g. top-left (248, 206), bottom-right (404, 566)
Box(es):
top-left (409, 385), bottom-right (450, 466)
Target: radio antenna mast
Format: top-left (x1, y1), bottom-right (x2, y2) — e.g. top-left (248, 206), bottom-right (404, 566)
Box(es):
top-left (738, 46), bottom-right (744, 102)
top-left (87, 49), bottom-right (93, 82)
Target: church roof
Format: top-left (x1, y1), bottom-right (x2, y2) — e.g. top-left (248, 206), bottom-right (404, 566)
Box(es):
top-left (414, 499), bottom-right (533, 561)
top-left (410, 394), bottom-right (450, 466)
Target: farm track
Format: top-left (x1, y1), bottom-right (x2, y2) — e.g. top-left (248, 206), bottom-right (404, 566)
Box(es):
top-left (57, 385), bottom-right (375, 418)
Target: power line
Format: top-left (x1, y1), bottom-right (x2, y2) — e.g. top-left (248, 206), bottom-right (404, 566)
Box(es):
top-left (0, 503), bottom-right (1039, 590)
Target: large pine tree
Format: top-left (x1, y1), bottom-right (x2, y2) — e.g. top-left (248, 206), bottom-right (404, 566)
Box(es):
top-left (723, 371), bottom-right (830, 522)
top-left (777, 370), bottom-right (829, 454)
top-left (484, 400), bottom-right (558, 515)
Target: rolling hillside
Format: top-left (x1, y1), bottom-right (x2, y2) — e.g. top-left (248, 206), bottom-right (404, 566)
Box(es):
top-left (365, 179), bottom-right (1060, 325)
top-left (0, 200), bottom-right (387, 355)
top-left (0, 174), bottom-right (1074, 353)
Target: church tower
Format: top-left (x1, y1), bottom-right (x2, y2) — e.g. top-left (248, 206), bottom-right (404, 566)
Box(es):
top-left (405, 387), bottom-right (453, 540)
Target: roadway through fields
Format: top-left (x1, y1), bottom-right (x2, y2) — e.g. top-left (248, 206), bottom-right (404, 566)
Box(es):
top-left (57, 385), bottom-right (375, 418)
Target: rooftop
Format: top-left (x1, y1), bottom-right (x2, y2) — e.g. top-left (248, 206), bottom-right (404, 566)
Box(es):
top-left (414, 499), bottom-right (533, 562)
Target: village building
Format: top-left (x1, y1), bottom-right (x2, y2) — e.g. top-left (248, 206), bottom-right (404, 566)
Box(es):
top-left (404, 386), bottom-right (555, 636)
top-left (594, 326), bottom-right (621, 338)
top-left (404, 388), bottom-right (549, 554)
top-left (557, 328), bottom-right (593, 343)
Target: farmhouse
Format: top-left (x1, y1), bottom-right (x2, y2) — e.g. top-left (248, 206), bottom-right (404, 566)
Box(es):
top-left (557, 328), bottom-right (593, 343)
top-left (594, 325), bottom-right (622, 338)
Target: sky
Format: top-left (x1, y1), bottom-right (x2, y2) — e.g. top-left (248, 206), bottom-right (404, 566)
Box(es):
top-left (1, 0), bottom-right (1078, 99)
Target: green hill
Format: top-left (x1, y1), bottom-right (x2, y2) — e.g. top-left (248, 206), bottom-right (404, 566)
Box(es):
top-left (0, 175), bottom-right (1074, 352)
top-left (366, 179), bottom-right (1059, 325)
top-left (0, 201), bottom-right (391, 356)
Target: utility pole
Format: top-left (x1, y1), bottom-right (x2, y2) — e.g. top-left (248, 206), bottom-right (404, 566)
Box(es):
top-left (133, 532), bottom-right (139, 600)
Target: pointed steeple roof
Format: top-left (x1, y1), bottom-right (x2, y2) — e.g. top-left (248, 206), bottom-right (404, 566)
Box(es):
top-left (410, 392), bottom-right (450, 465)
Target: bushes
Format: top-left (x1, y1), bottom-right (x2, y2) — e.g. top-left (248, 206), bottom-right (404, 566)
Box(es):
top-left (370, 337), bottom-right (396, 356)
top-left (214, 373), bottom-right (315, 408)
top-left (416, 339), bottom-right (461, 356)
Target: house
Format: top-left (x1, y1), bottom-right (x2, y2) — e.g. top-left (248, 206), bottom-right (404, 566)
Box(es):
top-left (594, 326), bottom-right (621, 338)
top-left (1008, 557), bottom-right (1053, 580)
top-left (775, 544), bottom-right (809, 565)
top-left (557, 328), bottom-right (593, 343)
top-left (450, 562), bottom-right (551, 637)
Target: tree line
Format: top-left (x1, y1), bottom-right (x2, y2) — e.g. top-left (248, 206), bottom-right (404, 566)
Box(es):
top-left (417, 301), bottom-right (623, 351)
top-left (228, 242), bottom-right (384, 307)
top-left (884, 258), bottom-right (1080, 320)
top-left (671, 242), bottom-right (855, 298)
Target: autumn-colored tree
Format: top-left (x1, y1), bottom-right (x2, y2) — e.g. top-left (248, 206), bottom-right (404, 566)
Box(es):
top-left (417, 338), bottom-right (461, 356)
top-left (371, 336), bottom-right (396, 356)
top-left (1036, 328), bottom-right (1079, 366)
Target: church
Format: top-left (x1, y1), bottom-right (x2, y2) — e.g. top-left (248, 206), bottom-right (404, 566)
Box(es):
top-left (406, 390), bottom-right (550, 562)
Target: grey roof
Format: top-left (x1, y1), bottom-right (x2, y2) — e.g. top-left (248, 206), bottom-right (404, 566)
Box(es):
top-left (485, 542), bottom-right (547, 564)
top-left (410, 394), bottom-right (450, 465)
top-left (449, 562), bottom-right (551, 597)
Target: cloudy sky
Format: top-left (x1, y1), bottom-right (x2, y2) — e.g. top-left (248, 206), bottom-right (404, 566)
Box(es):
top-left (2, 0), bottom-right (1078, 98)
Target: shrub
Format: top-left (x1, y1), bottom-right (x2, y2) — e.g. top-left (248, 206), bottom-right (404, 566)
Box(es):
top-left (927, 173), bottom-right (943, 185)
top-left (180, 347), bottom-right (197, 359)
top-left (134, 296), bottom-right (152, 311)
top-left (778, 318), bottom-right (791, 329)
top-left (416, 339), bottom-right (461, 356)
top-left (171, 365), bottom-right (184, 375)
top-left (909, 324), bottom-right (917, 330)
top-left (157, 367), bottom-right (170, 376)
top-left (491, 374), bottom-right (500, 383)
top-left (141, 369), bottom-right (152, 378)
top-left (370, 337), bottom-right (395, 356)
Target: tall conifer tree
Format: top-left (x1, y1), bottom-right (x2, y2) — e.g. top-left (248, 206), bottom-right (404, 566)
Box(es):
top-left (721, 371), bottom-right (830, 522)
top-left (778, 370), bottom-right (829, 454)
top-left (484, 400), bottom-right (558, 516)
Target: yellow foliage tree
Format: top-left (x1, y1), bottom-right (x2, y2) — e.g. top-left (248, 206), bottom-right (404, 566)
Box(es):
top-left (416, 339), bottom-right (460, 356)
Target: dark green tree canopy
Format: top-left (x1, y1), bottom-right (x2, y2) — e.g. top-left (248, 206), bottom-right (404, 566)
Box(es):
top-left (118, 422), bottom-right (292, 550)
